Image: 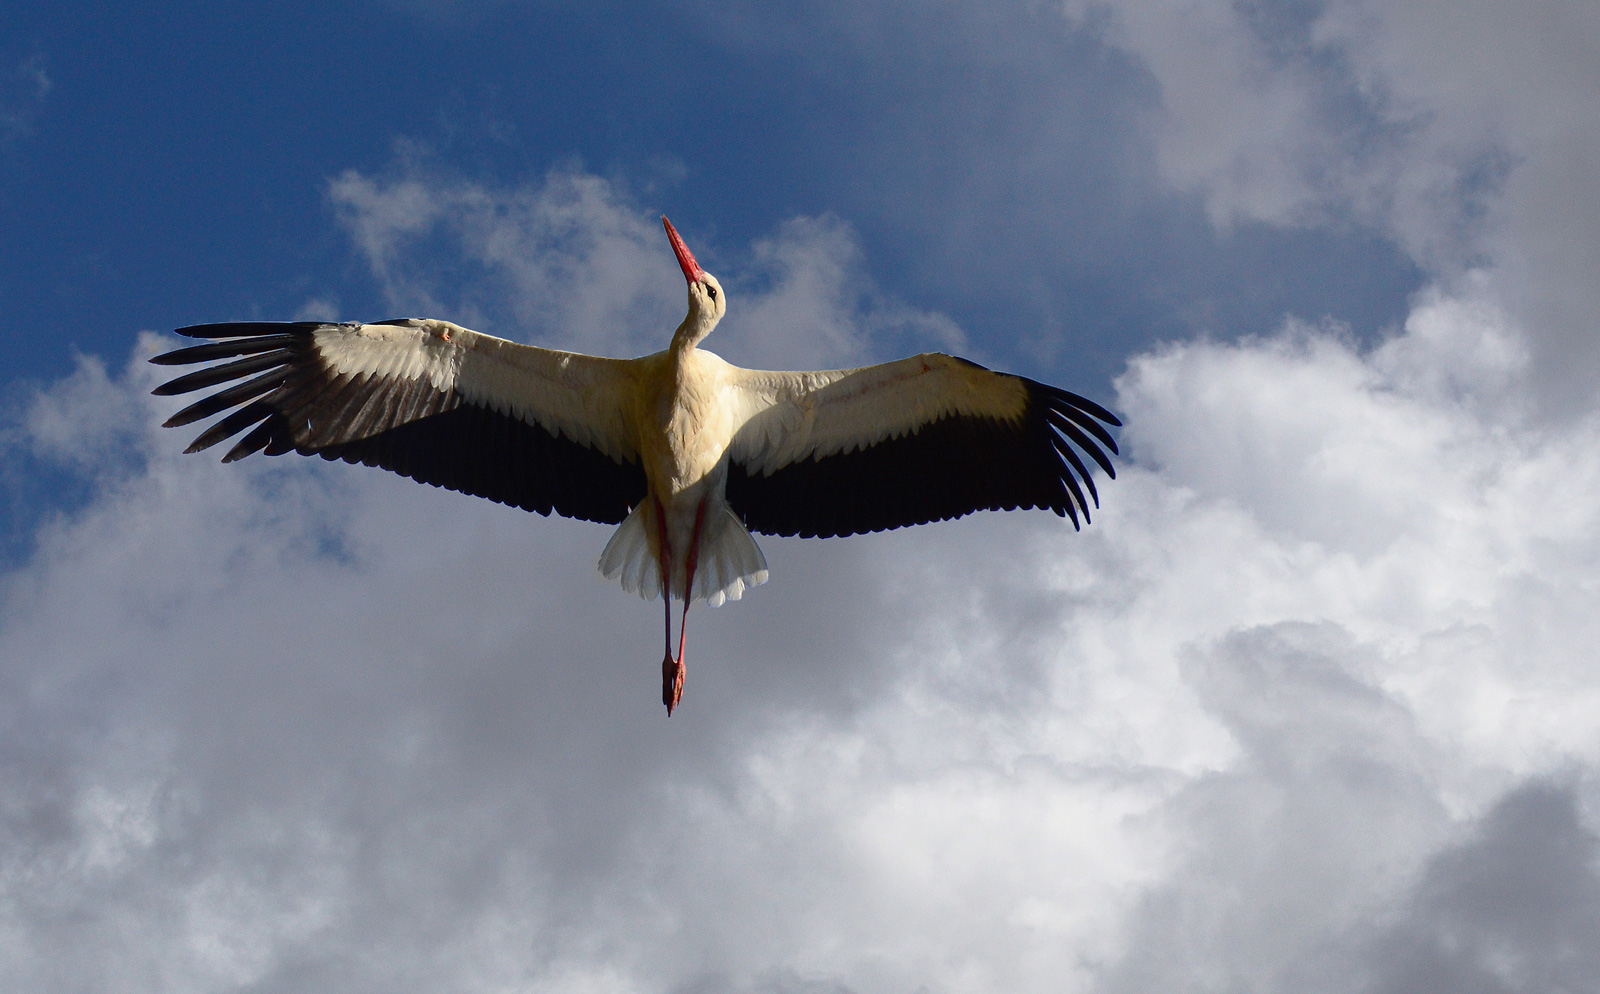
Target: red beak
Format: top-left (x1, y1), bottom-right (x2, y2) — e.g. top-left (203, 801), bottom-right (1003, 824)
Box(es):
top-left (663, 216), bottom-right (704, 284)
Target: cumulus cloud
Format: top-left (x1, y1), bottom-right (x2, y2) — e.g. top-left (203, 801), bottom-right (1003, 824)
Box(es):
top-left (3, 165), bottom-right (1599, 991)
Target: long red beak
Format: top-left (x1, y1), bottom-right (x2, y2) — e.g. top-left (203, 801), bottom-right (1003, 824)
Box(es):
top-left (663, 216), bottom-right (704, 284)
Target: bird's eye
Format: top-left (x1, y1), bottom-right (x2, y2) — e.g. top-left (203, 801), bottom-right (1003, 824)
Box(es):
top-left (707, 285), bottom-right (718, 300)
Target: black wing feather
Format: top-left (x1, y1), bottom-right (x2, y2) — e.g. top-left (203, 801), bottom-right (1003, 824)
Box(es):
top-left (148, 336), bottom-right (298, 367)
top-left (152, 322), bottom-right (646, 525)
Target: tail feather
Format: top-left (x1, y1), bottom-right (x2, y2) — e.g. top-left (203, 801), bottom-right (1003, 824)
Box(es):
top-left (694, 506), bottom-right (769, 607)
top-left (599, 502), bottom-right (662, 600)
top-left (597, 502), bottom-right (768, 606)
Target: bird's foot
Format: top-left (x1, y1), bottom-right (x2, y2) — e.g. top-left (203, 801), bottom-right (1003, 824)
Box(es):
top-left (662, 653), bottom-right (686, 715)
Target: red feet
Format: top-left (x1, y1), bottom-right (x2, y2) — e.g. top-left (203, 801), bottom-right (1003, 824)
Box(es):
top-left (662, 652), bottom-right (686, 715)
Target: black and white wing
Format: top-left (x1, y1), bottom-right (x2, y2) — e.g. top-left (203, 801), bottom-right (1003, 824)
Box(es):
top-left (724, 353), bottom-right (1119, 538)
top-left (151, 320), bottom-right (646, 524)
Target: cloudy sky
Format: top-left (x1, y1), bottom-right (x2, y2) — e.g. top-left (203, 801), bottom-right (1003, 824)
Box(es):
top-left (3, 2), bottom-right (1599, 991)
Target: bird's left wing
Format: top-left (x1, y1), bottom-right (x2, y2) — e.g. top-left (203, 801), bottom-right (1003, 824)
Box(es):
top-left (151, 320), bottom-right (646, 524)
top-left (723, 353), bottom-right (1120, 538)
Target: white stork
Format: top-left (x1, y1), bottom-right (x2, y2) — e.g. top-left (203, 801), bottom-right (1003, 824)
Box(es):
top-left (151, 217), bottom-right (1119, 713)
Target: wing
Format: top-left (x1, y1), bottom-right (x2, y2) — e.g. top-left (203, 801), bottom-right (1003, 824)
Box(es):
top-left (151, 320), bottom-right (647, 524)
top-left (723, 353), bottom-right (1119, 538)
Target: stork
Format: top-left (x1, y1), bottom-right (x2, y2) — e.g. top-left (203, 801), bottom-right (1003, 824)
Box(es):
top-left (151, 217), bottom-right (1120, 714)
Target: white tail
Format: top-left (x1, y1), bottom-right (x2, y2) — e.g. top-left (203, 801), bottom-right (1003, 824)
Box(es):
top-left (692, 505), bottom-right (770, 606)
top-left (597, 502), bottom-right (661, 600)
top-left (598, 503), bottom-right (769, 607)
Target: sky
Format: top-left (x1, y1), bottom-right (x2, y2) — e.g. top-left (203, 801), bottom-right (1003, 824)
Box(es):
top-left (2, 1), bottom-right (1598, 991)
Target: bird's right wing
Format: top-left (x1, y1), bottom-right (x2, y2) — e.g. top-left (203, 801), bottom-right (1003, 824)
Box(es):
top-left (723, 353), bottom-right (1119, 538)
top-left (151, 320), bottom-right (647, 524)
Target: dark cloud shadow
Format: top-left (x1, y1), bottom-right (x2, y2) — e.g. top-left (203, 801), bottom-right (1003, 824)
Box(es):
top-left (1366, 779), bottom-right (1600, 994)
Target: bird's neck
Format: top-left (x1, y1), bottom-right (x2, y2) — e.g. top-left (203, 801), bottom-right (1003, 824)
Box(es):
top-left (670, 311), bottom-right (716, 354)
top-left (670, 328), bottom-right (700, 355)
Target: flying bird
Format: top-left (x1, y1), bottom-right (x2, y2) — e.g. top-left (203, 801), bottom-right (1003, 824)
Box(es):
top-left (151, 217), bottom-right (1120, 713)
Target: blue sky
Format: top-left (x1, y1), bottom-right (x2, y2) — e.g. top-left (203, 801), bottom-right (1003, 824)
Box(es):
top-left (2, 1), bottom-right (1421, 392)
top-left (3, 2), bottom-right (1600, 992)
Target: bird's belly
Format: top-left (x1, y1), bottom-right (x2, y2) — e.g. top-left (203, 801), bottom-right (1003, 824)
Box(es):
top-left (645, 406), bottom-right (734, 498)
top-left (651, 459), bottom-right (730, 595)
top-left (644, 417), bottom-right (731, 575)
top-left (635, 348), bottom-right (738, 517)
top-left (649, 450), bottom-right (727, 532)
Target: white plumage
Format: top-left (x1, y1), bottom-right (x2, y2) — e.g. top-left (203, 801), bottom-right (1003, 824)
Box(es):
top-left (152, 217), bottom-right (1119, 713)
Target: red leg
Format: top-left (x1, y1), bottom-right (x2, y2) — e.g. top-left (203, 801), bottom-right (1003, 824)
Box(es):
top-left (665, 501), bottom-right (707, 716)
top-left (661, 590), bottom-right (673, 699)
top-left (654, 500), bottom-right (680, 711)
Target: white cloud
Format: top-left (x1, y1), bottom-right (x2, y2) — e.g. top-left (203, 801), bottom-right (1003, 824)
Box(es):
top-left (1063, 0), bottom-right (1334, 230)
top-left (4, 168), bottom-right (1600, 991)
top-left (1061, 0), bottom-right (1600, 407)
top-left (1312, 0), bottom-right (1600, 411)
top-left (721, 214), bottom-right (967, 371)
top-left (328, 166), bottom-right (677, 359)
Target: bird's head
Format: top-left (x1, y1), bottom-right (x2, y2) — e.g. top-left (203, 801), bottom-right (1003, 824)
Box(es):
top-left (664, 216), bottom-right (725, 348)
